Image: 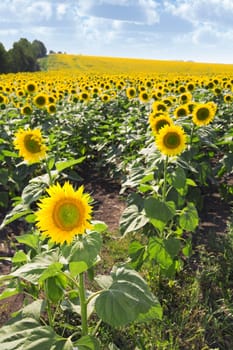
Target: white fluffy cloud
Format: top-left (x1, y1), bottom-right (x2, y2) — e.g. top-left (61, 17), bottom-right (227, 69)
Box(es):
top-left (164, 0), bottom-right (233, 26)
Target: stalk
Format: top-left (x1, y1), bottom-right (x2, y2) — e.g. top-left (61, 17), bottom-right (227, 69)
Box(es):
top-left (79, 272), bottom-right (88, 336)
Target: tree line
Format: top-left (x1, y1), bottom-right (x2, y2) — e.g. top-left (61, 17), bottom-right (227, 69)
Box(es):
top-left (0, 38), bottom-right (47, 74)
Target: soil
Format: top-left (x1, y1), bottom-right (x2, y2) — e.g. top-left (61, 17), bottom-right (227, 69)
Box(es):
top-left (0, 173), bottom-right (232, 328)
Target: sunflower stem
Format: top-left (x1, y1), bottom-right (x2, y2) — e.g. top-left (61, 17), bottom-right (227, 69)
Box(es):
top-left (79, 272), bottom-right (88, 336)
top-left (44, 158), bottom-right (54, 185)
top-left (162, 155), bottom-right (168, 202)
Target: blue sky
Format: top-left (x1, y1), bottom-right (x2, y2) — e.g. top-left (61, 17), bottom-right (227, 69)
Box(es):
top-left (0, 0), bottom-right (233, 64)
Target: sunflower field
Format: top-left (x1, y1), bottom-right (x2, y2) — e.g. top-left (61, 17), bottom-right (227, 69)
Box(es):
top-left (0, 55), bottom-right (233, 349)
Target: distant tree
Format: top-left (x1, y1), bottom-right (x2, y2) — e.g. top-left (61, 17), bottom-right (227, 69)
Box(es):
top-left (8, 38), bottom-right (38, 72)
top-left (31, 39), bottom-right (47, 58)
top-left (0, 42), bottom-right (8, 73)
top-left (0, 38), bottom-right (47, 73)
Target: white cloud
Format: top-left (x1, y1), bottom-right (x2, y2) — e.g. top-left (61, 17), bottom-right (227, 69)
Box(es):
top-left (164, 0), bottom-right (233, 27)
top-left (56, 3), bottom-right (68, 20)
top-left (75, 0), bottom-right (160, 25)
top-left (0, 0), bottom-right (53, 23)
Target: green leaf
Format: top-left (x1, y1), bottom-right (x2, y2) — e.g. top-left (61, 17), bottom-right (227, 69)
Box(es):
top-left (0, 317), bottom-right (69, 350)
top-left (0, 203), bottom-right (32, 230)
top-left (12, 250), bottom-right (28, 264)
top-left (169, 167), bottom-right (186, 190)
top-left (179, 202), bottom-right (199, 232)
top-left (12, 249), bottom-right (60, 283)
top-left (119, 204), bottom-right (149, 235)
top-left (45, 275), bottom-right (66, 303)
top-left (95, 266), bottom-right (157, 327)
top-left (144, 197), bottom-right (175, 231)
top-left (16, 233), bottom-right (39, 251)
top-left (55, 157), bottom-right (86, 172)
top-left (0, 288), bottom-right (21, 301)
top-left (164, 237), bottom-right (181, 259)
top-left (91, 220), bottom-right (108, 233)
top-left (148, 237), bottom-right (173, 270)
top-left (67, 232), bottom-right (102, 275)
top-left (21, 181), bottom-right (47, 205)
top-left (22, 299), bottom-right (45, 320)
top-left (75, 335), bottom-right (101, 350)
top-left (136, 303), bottom-right (163, 323)
top-left (38, 262), bottom-right (64, 283)
top-left (128, 241), bottom-right (146, 269)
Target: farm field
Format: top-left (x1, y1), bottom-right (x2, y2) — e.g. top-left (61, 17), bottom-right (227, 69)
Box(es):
top-left (0, 54), bottom-right (233, 349)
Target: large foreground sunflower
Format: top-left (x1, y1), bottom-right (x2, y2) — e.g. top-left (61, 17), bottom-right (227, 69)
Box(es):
top-left (192, 102), bottom-right (216, 126)
top-left (156, 124), bottom-right (187, 157)
top-left (36, 182), bottom-right (93, 245)
top-left (13, 128), bottom-right (47, 163)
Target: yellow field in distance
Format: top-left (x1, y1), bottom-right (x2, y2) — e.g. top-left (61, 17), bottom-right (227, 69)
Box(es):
top-left (39, 53), bottom-right (233, 75)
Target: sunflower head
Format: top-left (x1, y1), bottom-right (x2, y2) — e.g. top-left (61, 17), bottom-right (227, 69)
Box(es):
top-left (101, 94), bottom-right (110, 103)
top-left (13, 128), bottom-right (47, 163)
top-left (21, 104), bottom-right (33, 115)
top-left (33, 93), bottom-right (47, 108)
top-left (192, 102), bottom-right (216, 126)
top-left (155, 124), bottom-right (187, 157)
top-left (46, 103), bottom-right (56, 114)
top-left (25, 81), bottom-right (37, 94)
top-left (36, 182), bottom-right (93, 245)
top-left (150, 115), bottom-right (173, 136)
top-left (174, 104), bottom-right (190, 118)
top-left (126, 87), bottom-right (136, 99)
top-left (139, 91), bottom-right (150, 103)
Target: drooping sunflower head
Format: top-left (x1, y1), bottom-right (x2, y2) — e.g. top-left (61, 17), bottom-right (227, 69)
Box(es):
top-left (155, 124), bottom-right (187, 157)
top-left (192, 102), bottom-right (216, 126)
top-left (13, 128), bottom-right (47, 163)
top-left (150, 115), bottom-right (173, 136)
top-left (35, 182), bottom-right (93, 245)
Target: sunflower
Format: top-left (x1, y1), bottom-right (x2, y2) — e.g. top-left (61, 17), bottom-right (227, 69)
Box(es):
top-left (13, 128), bottom-right (47, 163)
top-left (174, 104), bottom-right (190, 119)
top-left (25, 81), bottom-right (37, 94)
top-left (179, 92), bottom-right (192, 104)
top-left (192, 102), bottom-right (216, 126)
top-left (101, 94), bottom-right (110, 103)
top-left (20, 104), bottom-right (33, 115)
top-left (152, 101), bottom-right (167, 113)
top-left (46, 103), bottom-right (56, 114)
top-left (35, 182), bottom-right (93, 244)
top-left (0, 94), bottom-right (6, 104)
top-left (79, 91), bottom-right (90, 103)
top-left (223, 94), bottom-right (232, 103)
top-left (155, 124), bottom-right (187, 157)
top-left (126, 87), bottom-right (137, 99)
top-left (150, 114), bottom-right (173, 136)
top-left (33, 93), bottom-right (47, 108)
top-left (139, 91), bottom-right (150, 103)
